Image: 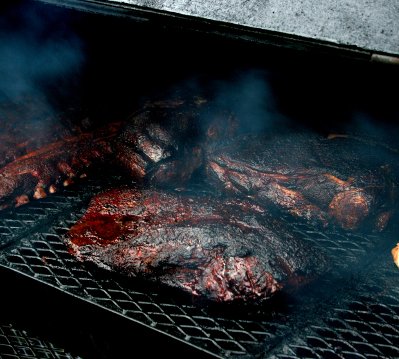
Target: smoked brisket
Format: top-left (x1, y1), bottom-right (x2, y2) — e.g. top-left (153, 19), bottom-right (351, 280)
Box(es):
top-left (206, 133), bottom-right (398, 231)
top-left (67, 188), bottom-right (326, 303)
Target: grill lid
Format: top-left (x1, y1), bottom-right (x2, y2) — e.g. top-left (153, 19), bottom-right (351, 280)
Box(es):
top-left (32, 0), bottom-right (399, 62)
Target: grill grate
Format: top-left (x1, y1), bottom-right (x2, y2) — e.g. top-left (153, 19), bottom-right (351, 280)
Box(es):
top-left (0, 323), bottom-right (78, 359)
top-left (0, 178), bottom-right (398, 358)
top-left (278, 246), bottom-right (399, 359)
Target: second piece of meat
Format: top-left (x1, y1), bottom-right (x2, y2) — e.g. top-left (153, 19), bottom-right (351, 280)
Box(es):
top-left (206, 132), bottom-right (398, 231)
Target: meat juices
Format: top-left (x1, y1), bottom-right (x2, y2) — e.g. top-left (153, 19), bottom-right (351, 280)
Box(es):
top-left (67, 188), bottom-right (326, 303)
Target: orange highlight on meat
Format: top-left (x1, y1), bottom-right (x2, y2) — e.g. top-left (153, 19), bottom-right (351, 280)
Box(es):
top-left (392, 244), bottom-right (399, 269)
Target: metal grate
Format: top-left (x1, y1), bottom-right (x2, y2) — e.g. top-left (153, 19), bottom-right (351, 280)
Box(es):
top-left (0, 323), bottom-right (78, 359)
top-left (278, 244), bottom-right (399, 359)
top-left (0, 178), bottom-right (398, 358)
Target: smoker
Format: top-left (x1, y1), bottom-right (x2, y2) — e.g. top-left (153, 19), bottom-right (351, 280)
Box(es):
top-left (0, 0), bottom-right (398, 358)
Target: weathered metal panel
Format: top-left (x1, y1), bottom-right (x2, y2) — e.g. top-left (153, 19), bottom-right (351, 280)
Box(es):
top-left (32, 0), bottom-right (399, 60)
top-left (113, 0), bottom-right (399, 55)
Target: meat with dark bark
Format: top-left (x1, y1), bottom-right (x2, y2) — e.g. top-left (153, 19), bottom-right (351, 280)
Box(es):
top-left (67, 188), bottom-right (326, 303)
top-left (2, 93), bottom-right (397, 235)
top-left (0, 122), bottom-right (121, 209)
top-left (206, 132), bottom-right (398, 231)
top-left (0, 96), bottom-right (211, 209)
top-left (114, 97), bottom-right (237, 186)
top-left (119, 99), bottom-right (397, 233)
top-left (0, 97), bottom-right (88, 168)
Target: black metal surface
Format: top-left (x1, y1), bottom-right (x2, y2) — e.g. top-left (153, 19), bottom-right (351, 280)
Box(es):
top-left (0, 177), bottom-right (398, 358)
top-left (0, 322), bottom-right (78, 359)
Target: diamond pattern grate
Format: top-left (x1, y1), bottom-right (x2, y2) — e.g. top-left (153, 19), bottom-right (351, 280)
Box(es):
top-left (0, 323), bottom-right (78, 359)
top-left (2, 227), bottom-right (282, 357)
top-left (278, 248), bottom-right (399, 359)
top-left (0, 178), bottom-right (398, 358)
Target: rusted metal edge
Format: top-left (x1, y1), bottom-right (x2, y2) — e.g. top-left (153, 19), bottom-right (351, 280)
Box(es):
top-left (31, 0), bottom-right (399, 65)
top-left (371, 53), bottom-right (399, 66)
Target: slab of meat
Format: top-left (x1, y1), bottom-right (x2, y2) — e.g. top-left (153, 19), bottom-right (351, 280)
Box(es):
top-left (0, 96), bottom-right (113, 208)
top-left (206, 132), bottom-right (398, 231)
top-left (67, 188), bottom-right (326, 303)
top-left (114, 97), bottom-right (237, 186)
top-left (0, 97), bottom-right (88, 168)
top-left (0, 122), bottom-right (121, 209)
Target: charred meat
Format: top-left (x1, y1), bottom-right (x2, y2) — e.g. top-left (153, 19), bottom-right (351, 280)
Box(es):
top-left (0, 97), bottom-right (88, 168)
top-left (67, 188), bottom-right (326, 302)
top-left (206, 133), bottom-right (398, 231)
top-left (0, 122), bottom-right (121, 209)
top-left (116, 99), bottom-right (398, 232)
top-left (1, 96), bottom-right (397, 235)
top-left (114, 97), bottom-right (237, 186)
top-left (0, 96), bottom-right (212, 209)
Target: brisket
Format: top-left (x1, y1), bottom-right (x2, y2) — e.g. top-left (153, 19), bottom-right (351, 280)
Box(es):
top-left (67, 188), bottom-right (326, 303)
top-left (206, 133), bottom-right (398, 231)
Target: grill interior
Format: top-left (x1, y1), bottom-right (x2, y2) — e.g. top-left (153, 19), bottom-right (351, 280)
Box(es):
top-left (1, 1), bottom-right (399, 358)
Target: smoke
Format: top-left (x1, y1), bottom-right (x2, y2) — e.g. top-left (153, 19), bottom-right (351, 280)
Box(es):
top-left (0, 1), bottom-right (84, 120)
top-left (161, 69), bottom-right (288, 140)
top-left (0, 33), bottom-right (83, 100)
top-left (347, 111), bottom-right (397, 145)
top-left (211, 69), bottom-right (287, 133)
